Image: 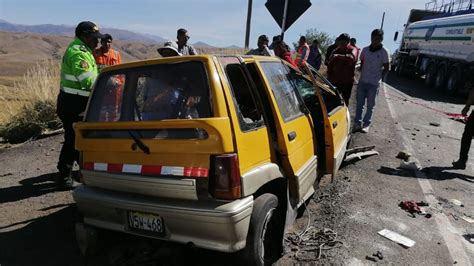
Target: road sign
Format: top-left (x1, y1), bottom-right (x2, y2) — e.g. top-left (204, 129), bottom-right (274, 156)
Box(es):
top-left (265, 0), bottom-right (311, 33)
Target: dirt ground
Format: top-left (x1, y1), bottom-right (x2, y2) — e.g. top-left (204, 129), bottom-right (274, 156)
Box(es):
top-left (0, 72), bottom-right (473, 265)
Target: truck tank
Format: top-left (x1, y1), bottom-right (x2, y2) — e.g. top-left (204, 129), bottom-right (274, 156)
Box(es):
top-left (404, 12), bottom-right (474, 62)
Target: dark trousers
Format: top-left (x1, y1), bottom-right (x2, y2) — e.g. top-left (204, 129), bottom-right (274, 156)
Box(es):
top-left (335, 83), bottom-right (353, 106)
top-left (57, 114), bottom-right (83, 175)
top-left (459, 112), bottom-right (474, 163)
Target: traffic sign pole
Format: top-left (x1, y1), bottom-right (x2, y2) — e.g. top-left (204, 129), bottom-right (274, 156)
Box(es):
top-left (245, 0), bottom-right (253, 49)
top-left (280, 0), bottom-right (289, 40)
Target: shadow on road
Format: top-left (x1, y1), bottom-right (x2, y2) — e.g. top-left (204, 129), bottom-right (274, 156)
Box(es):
top-left (377, 165), bottom-right (472, 183)
top-left (0, 172), bottom-right (58, 204)
top-left (0, 205), bottom-right (84, 266)
top-left (385, 73), bottom-right (465, 105)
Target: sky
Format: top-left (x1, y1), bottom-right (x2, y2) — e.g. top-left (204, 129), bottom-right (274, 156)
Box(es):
top-left (0, 0), bottom-right (427, 52)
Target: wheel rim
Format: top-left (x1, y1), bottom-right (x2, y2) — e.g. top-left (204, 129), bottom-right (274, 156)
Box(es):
top-left (260, 208), bottom-right (277, 262)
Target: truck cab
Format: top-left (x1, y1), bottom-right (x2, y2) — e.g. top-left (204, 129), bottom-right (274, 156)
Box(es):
top-left (73, 55), bottom-right (350, 265)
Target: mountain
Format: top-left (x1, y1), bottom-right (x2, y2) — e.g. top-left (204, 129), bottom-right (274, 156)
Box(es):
top-left (0, 20), bottom-right (166, 44)
top-left (193, 41), bottom-right (215, 48)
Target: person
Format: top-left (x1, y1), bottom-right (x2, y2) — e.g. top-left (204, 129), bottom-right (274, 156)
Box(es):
top-left (327, 33), bottom-right (357, 105)
top-left (325, 37), bottom-right (340, 66)
top-left (246, 34), bottom-right (273, 56)
top-left (295, 36), bottom-right (310, 67)
top-left (452, 88), bottom-right (474, 169)
top-left (157, 41), bottom-right (182, 57)
top-left (307, 39), bottom-right (322, 70)
top-left (350, 37), bottom-right (361, 61)
top-left (269, 35), bottom-right (281, 50)
top-left (56, 21), bottom-right (103, 189)
top-left (176, 28), bottom-right (198, 55)
top-left (93, 33), bottom-right (121, 69)
top-left (354, 29), bottom-right (390, 133)
top-left (273, 40), bottom-right (296, 67)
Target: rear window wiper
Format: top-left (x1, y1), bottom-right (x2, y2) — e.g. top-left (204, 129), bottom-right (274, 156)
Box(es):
top-left (128, 130), bottom-right (150, 154)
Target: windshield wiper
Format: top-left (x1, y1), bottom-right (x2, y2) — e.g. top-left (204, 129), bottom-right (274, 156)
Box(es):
top-left (128, 130), bottom-right (150, 154)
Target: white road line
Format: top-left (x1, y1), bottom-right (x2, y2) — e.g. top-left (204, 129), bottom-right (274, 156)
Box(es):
top-left (383, 82), bottom-right (472, 265)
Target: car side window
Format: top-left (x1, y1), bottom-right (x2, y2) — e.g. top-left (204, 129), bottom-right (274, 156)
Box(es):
top-left (260, 62), bottom-right (304, 122)
top-left (225, 63), bottom-right (264, 131)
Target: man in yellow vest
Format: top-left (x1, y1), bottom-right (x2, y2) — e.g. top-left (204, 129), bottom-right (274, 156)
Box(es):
top-left (56, 21), bottom-right (103, 189)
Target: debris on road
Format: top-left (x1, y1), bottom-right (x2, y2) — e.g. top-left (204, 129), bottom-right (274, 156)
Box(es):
top-left (461, 216), bottom-right (474, 224)
top-left (399, 159), bottom-right (422, 171)
top-left (429, 122), bottom-right (440, 127)
top-left (374, 250), bottom-right (384, 260)
top-left (378, 229), bottom-right (416, 248)
top-left (365, 255), bottom-right (378, 262)
top-left (396, 150), bottom-right (412, 161)
top-left (449, 199), bottom-right (464, 207)
top-left (399, 200), bottom-right (421, 216)
top-left (286, 228), bottom-right (343, 260)
top-left (344, 145), bottom-right (379, 162)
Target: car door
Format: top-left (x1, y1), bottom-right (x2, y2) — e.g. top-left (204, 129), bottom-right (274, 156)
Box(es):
top-left (254, 59), bottom-right (317, 205)
top-left (303, 64), bottom-right (350, 178)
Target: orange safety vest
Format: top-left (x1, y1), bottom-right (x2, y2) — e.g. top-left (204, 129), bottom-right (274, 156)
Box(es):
top-left (93, 48), bottom-right (122, 69)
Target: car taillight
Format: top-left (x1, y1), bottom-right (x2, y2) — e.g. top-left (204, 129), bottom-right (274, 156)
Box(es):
top-left (209, 153), bottom-right (241, 200)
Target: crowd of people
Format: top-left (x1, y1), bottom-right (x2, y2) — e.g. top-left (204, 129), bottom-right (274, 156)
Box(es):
top-left (55, 20), bottom-right (470, 188)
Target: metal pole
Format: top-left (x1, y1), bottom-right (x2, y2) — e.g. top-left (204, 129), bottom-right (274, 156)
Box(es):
top-left (381, 11), bottom-right (386, 30)
top-left (281, 0), bottom-right (289, 40)
top-left (244, 0), bottom-right (253, 49)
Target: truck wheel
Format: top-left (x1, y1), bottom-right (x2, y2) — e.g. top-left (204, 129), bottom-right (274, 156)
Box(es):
top-left (446, 68), bottom-right (462, 95)
top-left (395, 63), bottom-right (405, 77)
top-left (243, 193), bottom-right (282, 266)
top-left (425, 63), bottom-right (437, 88)
top-left (434, 65), bottom-right (447, 90)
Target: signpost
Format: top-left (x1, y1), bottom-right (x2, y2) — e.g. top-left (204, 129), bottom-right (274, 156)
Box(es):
top-left (265, 0), bottom-right (312, 40)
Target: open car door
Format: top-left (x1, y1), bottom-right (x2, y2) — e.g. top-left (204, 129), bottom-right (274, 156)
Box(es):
top-left (303, 64), bottom-right (350, 178)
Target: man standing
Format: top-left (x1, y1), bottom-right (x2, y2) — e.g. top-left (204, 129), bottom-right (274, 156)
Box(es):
top-left (327, 33), bottom-right (357, 105)
top-left (56, 21), bottom-right (103, 189)
top-left (325, 37), bottom-right (340, 66)
top-left (354, 29), bottom-right (390, 133)
top-left (246, 34), bottom-right (273, 56)
top-left (452, 88), bottom-right (474, 169)
top-left (350, 37), bottom-right (361, 61)
top-left (177, 28), bottom-right (198, 55)
top-left (307, 39), bottom-right (322, 70)
top-left (93, 33), bottom-right (122, 69)
top-left (295, 36), bottom-right (310, 67)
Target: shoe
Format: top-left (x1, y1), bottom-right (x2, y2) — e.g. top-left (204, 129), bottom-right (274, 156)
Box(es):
top-left (352, 123), bottom-right (362, 133)
top-left (361, 126), bottom-right (370, 133)
top-left (452, 160), bottom-right (466, 170)
top-left (55, 172), bottom-right (76, 190)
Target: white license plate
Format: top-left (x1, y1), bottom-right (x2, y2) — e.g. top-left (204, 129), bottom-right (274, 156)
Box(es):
top-left (128, 211), bottom-right (164, 234)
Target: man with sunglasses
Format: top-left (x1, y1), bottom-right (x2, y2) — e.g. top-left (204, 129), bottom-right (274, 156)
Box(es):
top-left (177, 28), bottom-right (198, 55)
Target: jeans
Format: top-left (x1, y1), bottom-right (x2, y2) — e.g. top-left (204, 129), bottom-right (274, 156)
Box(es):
top-left (459, 111), bottom-right (474, 163)
top-left (355, 82), bottom-right (380, 126)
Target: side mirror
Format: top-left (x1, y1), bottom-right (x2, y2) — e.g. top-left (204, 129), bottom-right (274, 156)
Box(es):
top-left (394, 31), bottom-right (399, 42)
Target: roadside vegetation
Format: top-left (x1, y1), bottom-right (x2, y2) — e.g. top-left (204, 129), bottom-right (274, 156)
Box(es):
top-left (0, 60), bottom-right (61, 144)
top-left (293, 28), bottom-right (334, 55)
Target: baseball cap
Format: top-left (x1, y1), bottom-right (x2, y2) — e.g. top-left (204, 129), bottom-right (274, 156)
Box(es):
top-left (75, 21), bottom-right (104, 38)
top-left (157, 41), bottom-right (182, 56)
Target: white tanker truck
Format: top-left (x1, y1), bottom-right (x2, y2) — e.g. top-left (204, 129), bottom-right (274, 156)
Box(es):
top-left (392, 0), bottom-right (474, 95)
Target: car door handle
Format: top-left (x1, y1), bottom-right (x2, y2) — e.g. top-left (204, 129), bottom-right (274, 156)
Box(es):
top-left (332, 121), bottom-right (338, 129)
top-left (288, 131), bottom-right (297, 141)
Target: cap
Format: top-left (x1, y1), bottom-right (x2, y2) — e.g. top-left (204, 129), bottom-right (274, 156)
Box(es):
top-left (75, 21), bottom-right (104, 38)
top-left (258, 34), bottom-right (269, 42)
top-left (338, 33), bottom-right (351, 41)
top-left (157, 41), bottom-right (182, 56)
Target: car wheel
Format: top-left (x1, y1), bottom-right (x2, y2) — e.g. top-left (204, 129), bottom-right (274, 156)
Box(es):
top-left (446, 68), bottom-right (461, 95)
top-left (243, 193), bottom-right (282, 266)
top-left (434, 65), bottom-right (447, 90)
top-left (425, 63), bottom-right (437, 88)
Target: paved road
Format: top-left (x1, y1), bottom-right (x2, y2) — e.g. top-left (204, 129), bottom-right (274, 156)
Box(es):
top-left (0, 72), bottom-right (472, 265)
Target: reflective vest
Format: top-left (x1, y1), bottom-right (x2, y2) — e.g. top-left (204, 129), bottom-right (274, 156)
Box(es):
top-left (93, 48), bottom-right (122, 70)
top-left (60, 38), bottom-right (98, 97)
top-left (295, 43), bottom-right (310, 66)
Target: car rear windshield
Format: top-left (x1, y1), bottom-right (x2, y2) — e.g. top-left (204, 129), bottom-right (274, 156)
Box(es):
top-left (86, 61), bottom-right (212, 122)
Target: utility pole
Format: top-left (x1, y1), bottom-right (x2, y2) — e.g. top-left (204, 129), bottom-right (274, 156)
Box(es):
top-left (244, 0), bottom-right (253, 49)
top-left (381, 11), bottom-right (386, 30)
top-left (280, 0), bottom-right (289, 40)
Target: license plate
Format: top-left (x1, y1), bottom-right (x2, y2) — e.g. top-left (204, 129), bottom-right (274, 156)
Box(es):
top-left (128, 211), bottom-right (164, 234)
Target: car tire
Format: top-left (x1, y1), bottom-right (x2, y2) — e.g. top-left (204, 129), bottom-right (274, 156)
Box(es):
top-left (434, 64), bottom-right (447, 90)
top-left (243, 193), bottom-right (282, 266)
top-left (446, 68), bottom-right (462, 95)
top-left (425, 63), bottom-right (437, 88)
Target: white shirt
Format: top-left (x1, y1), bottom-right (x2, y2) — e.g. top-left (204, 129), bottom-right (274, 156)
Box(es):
top-left (359, 46), bottom-right (390, 85)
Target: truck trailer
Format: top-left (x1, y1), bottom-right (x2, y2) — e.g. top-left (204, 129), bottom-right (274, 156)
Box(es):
top-left (392, 0), bottom-right (474, 95)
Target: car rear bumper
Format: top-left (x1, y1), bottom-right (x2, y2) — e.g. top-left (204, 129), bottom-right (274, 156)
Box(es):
top-left (73, 185), bottom-right (253, 252)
